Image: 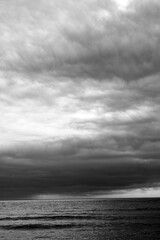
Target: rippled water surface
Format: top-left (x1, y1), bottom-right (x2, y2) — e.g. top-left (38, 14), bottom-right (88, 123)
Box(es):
top-left (0, 198), bottom-right (160, 239)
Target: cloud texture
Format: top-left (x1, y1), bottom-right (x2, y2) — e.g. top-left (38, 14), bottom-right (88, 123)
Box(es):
top-left (0, 0), bottom-right (160, 199)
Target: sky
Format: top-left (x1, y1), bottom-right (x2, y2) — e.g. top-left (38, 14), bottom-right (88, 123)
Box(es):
top-left (0, 0), bottom-right (160, 200)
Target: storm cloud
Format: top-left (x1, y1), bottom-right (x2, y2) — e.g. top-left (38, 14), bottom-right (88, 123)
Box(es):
top-left (0, 0), bottom-right (160, 199)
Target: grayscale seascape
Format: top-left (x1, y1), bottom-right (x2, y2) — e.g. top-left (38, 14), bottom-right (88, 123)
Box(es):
top-left (0, 198), bottom-right (160, 240)
top-left (1, 1), bottom-right (160, 240)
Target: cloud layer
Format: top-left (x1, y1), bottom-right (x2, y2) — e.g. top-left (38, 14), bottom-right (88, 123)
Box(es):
top-left (0, 0), bottom-right (160, 199)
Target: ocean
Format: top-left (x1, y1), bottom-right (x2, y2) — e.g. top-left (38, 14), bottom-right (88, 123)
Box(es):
top-left (0, 198), bottom-right (160, 240)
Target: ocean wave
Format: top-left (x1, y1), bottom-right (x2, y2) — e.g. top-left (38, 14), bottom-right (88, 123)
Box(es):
top-left (0, 223), bottom-right (87, 230)
top-left (0, 215), bottom-right (95, 221)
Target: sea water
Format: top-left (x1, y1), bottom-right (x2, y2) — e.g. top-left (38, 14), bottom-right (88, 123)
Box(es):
top-left (0, 198), bottom-right (160, 240)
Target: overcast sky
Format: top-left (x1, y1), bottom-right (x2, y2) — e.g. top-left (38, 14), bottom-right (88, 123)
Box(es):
top-left (0, 0), bottom-right (160, 200)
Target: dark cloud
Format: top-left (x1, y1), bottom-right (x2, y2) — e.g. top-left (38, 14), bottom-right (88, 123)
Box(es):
top-left (1, 157), bottom-right (160, 199)
top-left (1, 127), bottom-right (160, 199)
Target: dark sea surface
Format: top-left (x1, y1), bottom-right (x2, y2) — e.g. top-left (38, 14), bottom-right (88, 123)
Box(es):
top-left (0, 198), bottom-right (160, 240)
